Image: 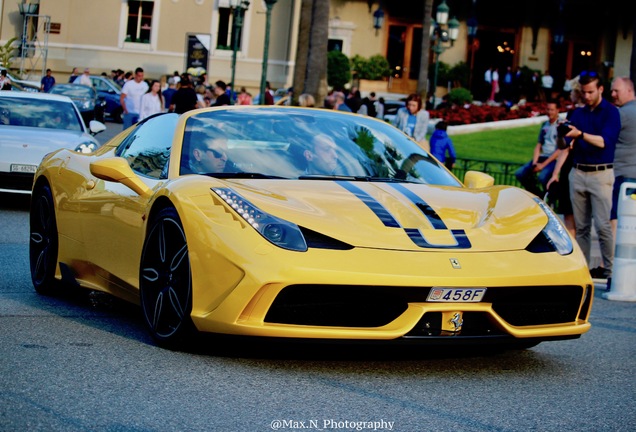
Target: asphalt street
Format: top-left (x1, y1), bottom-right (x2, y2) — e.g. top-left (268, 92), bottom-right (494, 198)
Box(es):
top-left (0, 121), bottom-right (634, 431)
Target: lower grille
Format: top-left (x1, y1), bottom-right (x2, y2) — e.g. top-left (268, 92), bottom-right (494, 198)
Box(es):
top-left (0, 172), bottom-right (34, 192)
top-left (264, 284), bottom-right (584, 328)
top-left (486, 286), bottom-right (583, 326)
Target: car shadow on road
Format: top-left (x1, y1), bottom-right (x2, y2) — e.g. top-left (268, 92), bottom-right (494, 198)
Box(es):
top-left (0, 192), bottom-right (31, 210)
top-left (37, 286), bottom-right (550, 364)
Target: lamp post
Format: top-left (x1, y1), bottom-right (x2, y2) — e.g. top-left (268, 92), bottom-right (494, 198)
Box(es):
top-left (467, 16), bottom-right (478, 90)
top-left (429, 0), bottom-right (458, 107)
top-left (18, 1), bottom-right (39, 76)
top-left (229, 0), bottom-right (250, 104)
top-left (259, 0), bottom-right (278, 105)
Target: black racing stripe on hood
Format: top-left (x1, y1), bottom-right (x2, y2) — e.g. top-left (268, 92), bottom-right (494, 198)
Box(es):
top-left (336, 180), bottom-right (472, 249)
top-left (336, 180), bottom-right (401, 228)
top-left (389, 183), bottom-right (447, 230)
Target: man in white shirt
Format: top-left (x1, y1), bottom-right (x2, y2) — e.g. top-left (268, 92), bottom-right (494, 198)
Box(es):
top-left (120, 67), bottom-right (149, 129)
top-left (74, 68), bottom-right (92, 87)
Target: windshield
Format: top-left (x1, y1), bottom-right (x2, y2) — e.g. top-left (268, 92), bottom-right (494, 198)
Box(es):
top-left (180, 107), bottom-right (460, 186)
top-left (49, 85), bottom-right (95, 98)
top-left (0, 96), bottom-right (83, 131)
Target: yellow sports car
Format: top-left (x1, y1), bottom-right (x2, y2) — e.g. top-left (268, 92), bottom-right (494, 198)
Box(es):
top-left (30, 107), bottom-right (593, 349)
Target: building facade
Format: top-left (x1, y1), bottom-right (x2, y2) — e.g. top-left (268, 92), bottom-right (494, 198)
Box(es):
top-left (0, 0), bottom-right (632, 97)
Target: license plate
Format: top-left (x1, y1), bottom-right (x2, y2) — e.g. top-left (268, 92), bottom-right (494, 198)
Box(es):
top-left (427, 287), bottom-right (487, 302)
top-left (10, 164), bottom-right (37, 173)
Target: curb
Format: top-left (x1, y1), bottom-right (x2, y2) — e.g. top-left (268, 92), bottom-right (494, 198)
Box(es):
top-left (446, 112), bottom-right (570, 136)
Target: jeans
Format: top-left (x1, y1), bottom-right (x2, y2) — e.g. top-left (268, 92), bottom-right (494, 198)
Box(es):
top-left (123, 112), bottom-right (139, 129)
top-left (515, 157), bottom-right (556, 196)
top-left (570, 167), bottom-right (614, 271)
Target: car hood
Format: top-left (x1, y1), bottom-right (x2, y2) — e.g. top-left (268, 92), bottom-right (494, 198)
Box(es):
top-left (0, 126), bottom-right (96, 165)
top-left (210, 179), bottom-right (548, 252)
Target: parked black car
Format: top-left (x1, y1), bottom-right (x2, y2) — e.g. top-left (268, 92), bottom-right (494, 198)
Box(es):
top-left (48, 84), bottom-right (106, 125)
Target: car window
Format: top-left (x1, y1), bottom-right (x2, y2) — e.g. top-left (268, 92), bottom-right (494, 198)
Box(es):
top-left (180, 108), bottom-right (461, 187)
top-left (0, 96), bottom-right (83, 131)
top-left (91, 77), bottom-right (119, 93)
top-left (116, 113), bottom-right (179, 179)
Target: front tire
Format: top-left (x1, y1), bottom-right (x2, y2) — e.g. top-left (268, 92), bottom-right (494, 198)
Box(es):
top-left (140, 207), bottom-right (195, 349)
top-left (29, 183), bottom-right (60, 295)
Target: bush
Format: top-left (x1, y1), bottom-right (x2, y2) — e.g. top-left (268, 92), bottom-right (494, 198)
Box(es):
top-left (428, 61), bottom-right (451, 88)
top-left (327, 50), bottom-right (351, 90)
top-left (351, 55), bottom-right (391, 81)
top-left (448, 87), bottom-right (473, 105)
top-left (449, 62), bottom-right (470, 88)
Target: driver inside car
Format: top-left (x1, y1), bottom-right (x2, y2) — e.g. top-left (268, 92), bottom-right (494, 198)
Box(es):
top-left (303, 133), bottom-right (339, 175)
top-left (188, 137), bottom-right (231, 174)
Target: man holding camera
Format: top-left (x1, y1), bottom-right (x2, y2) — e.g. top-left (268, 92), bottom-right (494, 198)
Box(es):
top-left (549, 72), bottom-right (621, 281)
top-left (515, 101), bottom-right (562, 196)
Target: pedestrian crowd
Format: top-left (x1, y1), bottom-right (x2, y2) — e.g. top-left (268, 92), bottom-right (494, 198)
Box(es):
top-left (481, 66), bottom-right (574, 108)
top-left (512, 72), bottom-right (636, 288)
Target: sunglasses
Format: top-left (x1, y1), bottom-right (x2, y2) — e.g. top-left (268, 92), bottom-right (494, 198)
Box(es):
top-left (206, 148), bottom-right (226, 159)
top-left (580, 70), bottom-right (598, 78)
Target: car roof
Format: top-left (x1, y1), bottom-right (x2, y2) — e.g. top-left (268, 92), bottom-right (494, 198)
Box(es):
top-left (0, 91), bottom-right (75, 103)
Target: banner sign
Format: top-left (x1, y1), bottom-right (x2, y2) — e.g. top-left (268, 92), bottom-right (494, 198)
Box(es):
top-left (185, 33), bottom-right (210, 77)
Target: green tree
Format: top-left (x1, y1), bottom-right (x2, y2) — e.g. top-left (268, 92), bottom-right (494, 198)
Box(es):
top-left (291, 0), bottom-right (329, 106)
top-left (0, 37), bottom-right (18, 69)
top-left (417, 0), bottom-right (435, 99)
top-left (327, 50), bottom-right (351, 90)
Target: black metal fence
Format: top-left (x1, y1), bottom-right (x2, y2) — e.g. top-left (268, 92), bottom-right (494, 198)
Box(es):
top-left (449, 158), bottom-right (524, 187)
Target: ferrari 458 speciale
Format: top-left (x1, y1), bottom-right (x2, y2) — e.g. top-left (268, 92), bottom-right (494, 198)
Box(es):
top-left (30, 107), bottom-right (593, 349)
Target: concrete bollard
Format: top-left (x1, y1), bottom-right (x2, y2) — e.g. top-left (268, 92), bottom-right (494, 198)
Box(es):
top-left (603, 180), bottom-right (636, 301)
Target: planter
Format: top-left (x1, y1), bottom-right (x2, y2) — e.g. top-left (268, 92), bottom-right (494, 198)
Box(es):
top-left (359, 79), bottom-right (388, 93)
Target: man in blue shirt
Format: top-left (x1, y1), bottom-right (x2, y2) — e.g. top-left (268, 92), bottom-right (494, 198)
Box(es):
top-left (549, 72), bottom-right (621, 280)
top-left (40, 69), bottom-right (55, 92)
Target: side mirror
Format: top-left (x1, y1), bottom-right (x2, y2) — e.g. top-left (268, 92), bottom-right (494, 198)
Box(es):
top-left (88, 120), bottom-right (106, 135)
top-left (90, 157), bottom-right (152, 197)
top-left (464, 171), bottom-right (495, 189)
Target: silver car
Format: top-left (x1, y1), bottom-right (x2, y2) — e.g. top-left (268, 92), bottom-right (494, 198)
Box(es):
top-left (0, 91), bottom-right (105, 194)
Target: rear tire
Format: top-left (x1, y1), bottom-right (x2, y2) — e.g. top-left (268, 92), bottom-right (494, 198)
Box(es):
top-left (112, 107), bottom-right (123, 123)
top-left (29, 183), bottom-right (60, 295)
top-left (139, 207), bottom-right (195, 349)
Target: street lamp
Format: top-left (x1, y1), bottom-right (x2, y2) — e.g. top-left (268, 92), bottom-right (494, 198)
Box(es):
top-left (259, 0), bottom-right (278, 105)
top-left (229, 0), bottom-right (250, 104)
top-left (429, 0), bottom-right (458, 107)
top-left (373, 7), bottom-right (384, 36)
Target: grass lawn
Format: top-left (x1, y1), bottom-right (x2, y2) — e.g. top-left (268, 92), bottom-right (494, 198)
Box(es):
top-left (448, 125), bottom-right (540, 164)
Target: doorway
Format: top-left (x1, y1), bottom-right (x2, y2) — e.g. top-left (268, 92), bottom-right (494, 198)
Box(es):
top-left (386, 23), bottom-right (422, 95)
top-left (471, 29), bottom-right (517, 100)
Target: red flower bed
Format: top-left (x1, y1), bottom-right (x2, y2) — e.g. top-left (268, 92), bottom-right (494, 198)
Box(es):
top-left (430, 101), bottom-right (568, 125)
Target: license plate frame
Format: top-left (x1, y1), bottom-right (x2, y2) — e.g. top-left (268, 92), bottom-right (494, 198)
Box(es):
top-left (10, 164), bottom-right (37, 173)
top-left (427, 287), bottom-right (487, 302)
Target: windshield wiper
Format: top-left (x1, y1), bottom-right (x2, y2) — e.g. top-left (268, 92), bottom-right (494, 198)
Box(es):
top-left (208, 172), bottom-right (289, 180)
top-left (298, 175), bottom-right (413, 183)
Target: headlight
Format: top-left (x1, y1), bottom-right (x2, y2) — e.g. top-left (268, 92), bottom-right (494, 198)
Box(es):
top-left (80, 99), bottom-right (94, 110)
top-left (75, 142), bottom-right (97, 153)
top-left (528, 198), bottom-right (573, 255)
top-left (212, 187), bottom-right (308, 252)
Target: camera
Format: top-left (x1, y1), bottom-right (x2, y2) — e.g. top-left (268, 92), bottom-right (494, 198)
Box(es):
top-left (557, 121), bottom-right (572, 137)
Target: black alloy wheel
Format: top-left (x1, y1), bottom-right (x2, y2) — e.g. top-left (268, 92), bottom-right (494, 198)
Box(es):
top-left (140, 207), bottom-right (195, 349)
top-left (29, 184), bottom-right (60, 294)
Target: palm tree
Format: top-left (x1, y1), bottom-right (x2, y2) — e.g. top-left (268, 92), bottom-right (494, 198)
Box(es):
top-left (417, 0), bottom-right (435, 101)
top-left (292, 0), bottom-right (329, 106)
